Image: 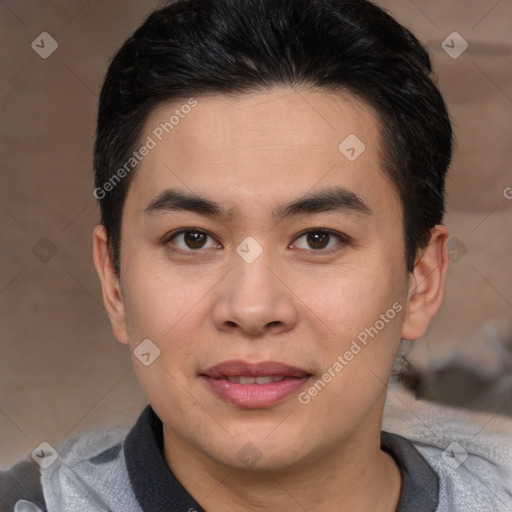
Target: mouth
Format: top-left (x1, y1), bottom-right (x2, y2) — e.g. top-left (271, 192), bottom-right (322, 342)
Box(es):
top-left (200, 360), bottom-right (312, 408)
top-left (222, 375), bottom-right (288, 384)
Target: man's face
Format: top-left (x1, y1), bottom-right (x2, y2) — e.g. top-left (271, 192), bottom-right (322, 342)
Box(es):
top-left (115, 88), bottom-right (411, 470)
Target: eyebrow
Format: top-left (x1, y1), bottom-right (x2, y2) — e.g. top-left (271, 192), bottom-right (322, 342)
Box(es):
top-left (144, 186), bottom-right (371, 220)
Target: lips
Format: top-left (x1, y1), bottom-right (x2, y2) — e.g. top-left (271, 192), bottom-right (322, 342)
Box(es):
top-left (202, 360), bottom-right (311, 379)
top-left (201, 359), bottom-right (312, 408)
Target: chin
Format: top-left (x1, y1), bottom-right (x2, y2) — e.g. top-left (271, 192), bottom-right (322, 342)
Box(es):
top-left (207, 430), bottom-right (313, 473)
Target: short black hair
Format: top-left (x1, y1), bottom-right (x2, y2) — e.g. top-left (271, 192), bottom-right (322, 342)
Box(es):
top-left (94, 0), bottom-right (453, 274)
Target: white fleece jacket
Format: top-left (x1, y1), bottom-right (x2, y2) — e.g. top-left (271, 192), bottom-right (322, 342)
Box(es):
top-left (382, 386), bottom-right (512, 511)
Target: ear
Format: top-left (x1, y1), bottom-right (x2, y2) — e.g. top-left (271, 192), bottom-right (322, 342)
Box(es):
top-left (92, 225), bottom-right (129, 345)
top-left (401, 225), bottom-right (450, 341)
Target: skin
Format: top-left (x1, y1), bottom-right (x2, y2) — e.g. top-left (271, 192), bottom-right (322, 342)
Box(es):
top-left (94, 87), bottom-right (449, 511)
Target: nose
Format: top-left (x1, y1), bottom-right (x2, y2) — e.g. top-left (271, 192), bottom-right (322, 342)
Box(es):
top-left (212, 252), bottom-right (298, 337)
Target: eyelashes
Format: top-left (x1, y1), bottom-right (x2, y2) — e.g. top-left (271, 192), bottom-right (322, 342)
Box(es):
top-left (163, 228), bottom-right (350, 255)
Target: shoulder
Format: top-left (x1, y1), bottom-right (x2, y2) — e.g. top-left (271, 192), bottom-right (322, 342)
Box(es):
top-left (383, 385), bottom-right (512, 512)
top-left (412, 440), bottom-right (512, 512)
top-left (39, 425), bottom-right (142, 512)
top-left (2, 425), bottom-right (141, 512)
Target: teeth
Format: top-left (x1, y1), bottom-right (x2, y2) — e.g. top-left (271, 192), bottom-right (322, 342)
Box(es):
top-left (225, 376), bottom-right (286, 384)
top-left (255, 376), bottom-right (274, 384)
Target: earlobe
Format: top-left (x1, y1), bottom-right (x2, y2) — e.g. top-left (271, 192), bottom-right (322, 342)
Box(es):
top-left (92, 225), bottom-right (129, 344)
top-left (401, 225), bottom-right (450, 341)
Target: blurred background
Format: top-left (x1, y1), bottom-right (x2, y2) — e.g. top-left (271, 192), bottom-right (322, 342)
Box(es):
top-left (1, 0), bottom-right (511, 471)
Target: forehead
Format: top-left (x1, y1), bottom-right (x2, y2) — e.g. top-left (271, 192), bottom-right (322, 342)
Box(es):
top-left (127, 87), bottom-right (399, 221)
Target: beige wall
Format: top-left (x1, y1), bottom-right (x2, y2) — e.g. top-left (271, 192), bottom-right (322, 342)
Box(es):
top-left (1, 0), bottom-right (511, 469)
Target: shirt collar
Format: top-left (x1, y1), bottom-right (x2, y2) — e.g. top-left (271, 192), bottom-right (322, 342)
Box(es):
top-left (124, 405), bottom-right (205, 511)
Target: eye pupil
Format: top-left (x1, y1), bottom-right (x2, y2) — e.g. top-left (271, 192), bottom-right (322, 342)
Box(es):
top-left (307, 231), bottom-right (329, 249)
top-left (185, 230), bottom-right (207, 249)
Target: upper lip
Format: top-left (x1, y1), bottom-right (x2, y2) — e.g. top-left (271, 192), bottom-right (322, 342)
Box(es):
top-left (202, 359), bottom-right (312, 378)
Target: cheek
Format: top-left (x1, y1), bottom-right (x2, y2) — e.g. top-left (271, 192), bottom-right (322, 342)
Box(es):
top-left (297, 260), bottom-right (402, 340)
top-left (123, 271), bottom-right (211, 406)
top-left (296, 269), bottom-right (406, 420)
top-left (122, 259), bottom-right (215, 338)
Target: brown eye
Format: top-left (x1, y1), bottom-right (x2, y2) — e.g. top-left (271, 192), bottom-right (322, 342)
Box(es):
top-left (167, 229), bottom-right (219, 252)
top-left (183, 230), bottom-right (208, 249)
top-left (292, 230), bottom-right (347, 252)
top-left (306, 231), bottom-right (330, 249)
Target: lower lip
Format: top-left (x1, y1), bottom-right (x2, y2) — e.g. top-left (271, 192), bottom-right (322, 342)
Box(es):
top-left (202, 376), bottom-right (311, 408)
